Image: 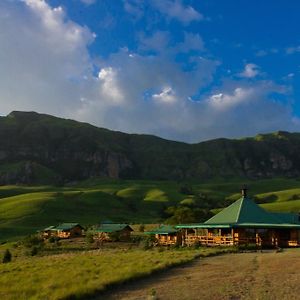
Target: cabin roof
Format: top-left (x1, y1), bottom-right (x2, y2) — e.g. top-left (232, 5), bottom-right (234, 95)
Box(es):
top-left (55, 223), bottom-right (83, 231)
top-left (95, 223), bottom-right (133, 233)
top-left (43, 225), bottom-right (57, 231)
top-left (204, 196), bottom-right (280, 225)
top-left (145, 225), bottom-right (178, 235)
top-left (176, 195), bottom-right (300, 229)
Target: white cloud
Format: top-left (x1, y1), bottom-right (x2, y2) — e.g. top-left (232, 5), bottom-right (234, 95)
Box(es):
top-left (152, 87), bottom-right (177, 103)
top-left (0, 0), bottom-right (94, 115)
top-left (209, 87), bottom-right (255, 110)
top-left (98, 67), bottom-right (124, 105)
top-left (176, 32), bottom-right (205, 52)
top-left (152, 0), bottom-right (203, 24)
top-left (139, 31), bottom-right (170, 53)
top-left (239, 63), bottom-right (260, 78)
top-left (0, 0), bottom-right (299, 143)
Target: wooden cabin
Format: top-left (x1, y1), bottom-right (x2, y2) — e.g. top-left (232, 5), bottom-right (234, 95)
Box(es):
top-left (145, 225), bottom-right (181, 246)
top-left (41, 226), bottom-right (57, 238)
top-left (94, 223), bottom-right (133, 242)
top-left (176, 188), bottom-right (300, 248)
top-left (55, 223), bottom-right (83, 238)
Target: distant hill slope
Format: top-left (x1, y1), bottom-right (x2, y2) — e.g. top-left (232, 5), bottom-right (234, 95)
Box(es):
top-left (1, 111), bottom-right (300, 184)
top-left (1, 178), bottom-right (300, 241)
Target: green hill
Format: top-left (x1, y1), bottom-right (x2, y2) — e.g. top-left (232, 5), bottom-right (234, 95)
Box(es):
top-left (1, 178), bottom-right (300, 241)
top-left (1, 111), bottom-right (300, 184)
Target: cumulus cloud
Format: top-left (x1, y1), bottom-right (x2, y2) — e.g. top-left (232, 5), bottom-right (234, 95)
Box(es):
top-left (239, 63), bottom-right (260, 78)
top-left (0, 0), bottom-right (94, 115)
top-left (0, 0), bottom-right (299, 143)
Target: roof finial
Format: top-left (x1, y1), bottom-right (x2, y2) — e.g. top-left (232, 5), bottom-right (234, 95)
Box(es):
top-left (241, 185), bottom-right (248, 198)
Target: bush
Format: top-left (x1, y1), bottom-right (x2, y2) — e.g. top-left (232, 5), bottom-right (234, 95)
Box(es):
top-left (2, 249), bottom-right (12, 263)
top-left (48, 236), bottom-right (59, 243)
top-left (23, 235), bottom-right (44, 248)
top-left (139, 235), bottom-right (157, 250)
top-left (30, 247), bottom-right (39, 256)
top-left (86, 232), bottom-right (95, 244)
top-left (139, 224), bottom-right (145, 232)
top-left (193, 240), bottom-right (201, 249)
top-left (131, 235), bottom-right (143, 243)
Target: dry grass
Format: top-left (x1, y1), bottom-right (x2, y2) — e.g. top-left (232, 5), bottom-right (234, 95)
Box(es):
top-left (104, 249), bottom-right (300, 300)
top-left (0, 247), bottom-right (228, 300)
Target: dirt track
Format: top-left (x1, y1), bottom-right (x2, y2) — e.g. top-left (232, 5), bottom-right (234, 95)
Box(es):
top-left (100, 249), bottom-right (300, 300)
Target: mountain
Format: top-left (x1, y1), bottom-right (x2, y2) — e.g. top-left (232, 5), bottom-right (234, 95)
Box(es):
top-left (0, 111), bottom-right (300, 184)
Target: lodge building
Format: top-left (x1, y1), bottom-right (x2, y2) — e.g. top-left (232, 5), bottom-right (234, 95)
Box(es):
top-left (176, 188), bottom-right (300, 247)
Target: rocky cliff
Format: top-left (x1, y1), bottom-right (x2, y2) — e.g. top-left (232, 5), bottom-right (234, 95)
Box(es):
top-left (1, 111), bottom-right (300, 184)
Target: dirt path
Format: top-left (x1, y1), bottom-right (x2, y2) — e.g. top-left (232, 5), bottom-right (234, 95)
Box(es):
top-left (99, 249), bottom-right (300, 300)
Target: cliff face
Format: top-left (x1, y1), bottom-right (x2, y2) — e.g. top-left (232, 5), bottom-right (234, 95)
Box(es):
top-left (0, 111), bottom-right (300, 184)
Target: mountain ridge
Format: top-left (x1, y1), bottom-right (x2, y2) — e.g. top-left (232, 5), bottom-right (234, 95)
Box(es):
top-left (1, 111), bottom-right (300, 184)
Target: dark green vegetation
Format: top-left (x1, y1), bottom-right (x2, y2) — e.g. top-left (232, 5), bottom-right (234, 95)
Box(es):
top-left (2, 111), bottom-right (300, 184)
top-left (1, 178), bottom-right (300, 241)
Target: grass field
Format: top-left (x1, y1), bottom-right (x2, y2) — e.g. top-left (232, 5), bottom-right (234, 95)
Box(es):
top-left (0, 247), bottom-right (234, 300)
top-left (1, 177), bottom-right (300, 241)
top-left (104, 249), bottom-right (300, 300)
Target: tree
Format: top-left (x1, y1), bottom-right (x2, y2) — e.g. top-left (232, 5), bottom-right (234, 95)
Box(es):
top-left (2, 249), bottom-right (12, 263)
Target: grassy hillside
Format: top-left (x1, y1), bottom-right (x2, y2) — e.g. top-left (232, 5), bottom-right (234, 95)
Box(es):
top-left (1, 178), bottom-right (300, 241)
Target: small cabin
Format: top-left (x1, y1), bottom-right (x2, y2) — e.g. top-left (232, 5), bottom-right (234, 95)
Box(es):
top-left (41, 223), bottom-right (83, 239)
top-left (41, 226), bottom-right (57, 238)
top-left (55, 223), bottom-right (84, 238)
top-left (94, 223), bottom-right (133, 242)
top-left (145, 225), bottom-right (181, 246)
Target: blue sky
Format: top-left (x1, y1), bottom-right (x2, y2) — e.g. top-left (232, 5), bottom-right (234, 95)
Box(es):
top-left (1, 0), bottom-right (300, 142)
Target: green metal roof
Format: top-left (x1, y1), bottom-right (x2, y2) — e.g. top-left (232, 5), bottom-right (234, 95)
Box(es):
top-left (176, 222), bottom-right (300, 229)
top-left (145, 225), bottom-right (178, 235)
top-left (95, 223), bottom-right (133, 233)
top-left (43, 225), bottom-right (56, 231)
top-left (205, 196), bottom-right (280, 225)
top-left (176, 224), bottom-right (231, 229)
top-left (176, 196), bottom-right (300, 229)
top-left (55, 223), bottom-right (82, 231)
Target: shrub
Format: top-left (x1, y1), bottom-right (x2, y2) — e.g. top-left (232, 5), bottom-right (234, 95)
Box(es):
top-left (22, 235), bottom-right (44, 248)
top-left (30, 247), bottom-right (39, 256)
top-left (48, 236), bottom-right (59, 243)
top-left (139, 224), bottom-right (145, 232)
top-left (86, 232), bottom-right (95, 244)
top-left (131, 235), bottom-right (143, 243)
top-left (2, 249), bottom-right (12, 263)
top-left (193, 240), bottom-right (201, 249)
top-left (139, 235), bottom-right (157, 250)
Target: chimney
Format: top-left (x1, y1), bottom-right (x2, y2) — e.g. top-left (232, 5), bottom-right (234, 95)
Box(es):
top-left (241, 185), bottom-right (248, 198)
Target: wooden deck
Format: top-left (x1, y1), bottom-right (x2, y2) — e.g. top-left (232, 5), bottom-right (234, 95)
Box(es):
top-left (183, 235), bottom-right (300, 247)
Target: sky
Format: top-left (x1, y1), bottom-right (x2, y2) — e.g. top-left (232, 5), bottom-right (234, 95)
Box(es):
top-left (1, 0), bottom-right (300, 143)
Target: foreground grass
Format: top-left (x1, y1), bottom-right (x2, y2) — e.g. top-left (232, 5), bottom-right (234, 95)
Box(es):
top-left (0, 247), bottom-right (233, 300)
